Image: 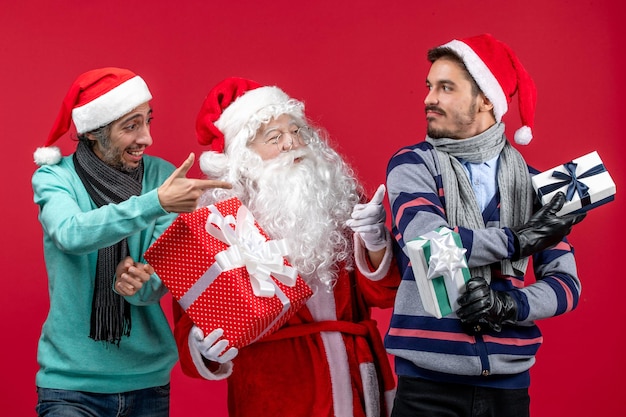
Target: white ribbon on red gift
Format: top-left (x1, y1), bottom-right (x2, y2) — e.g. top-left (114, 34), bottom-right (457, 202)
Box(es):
top-left (205, 204), bottom-right (299, 298)
top-left (426, 232), bottom-right (468, 309)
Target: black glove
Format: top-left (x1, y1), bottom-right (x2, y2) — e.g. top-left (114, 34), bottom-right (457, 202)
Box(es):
top-left (510, 192), bottom-right (586, 261)
top-left (456, 276), bottom-right (517, 333)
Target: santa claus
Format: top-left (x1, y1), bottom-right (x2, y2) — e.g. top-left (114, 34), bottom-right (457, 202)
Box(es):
top-left (173, 77), bottom-right (400, 417)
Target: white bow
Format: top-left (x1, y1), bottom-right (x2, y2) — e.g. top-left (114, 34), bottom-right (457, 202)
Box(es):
top-left (426, 233), bottom-right (468, 282)
top-left (205, 204), bottom-right (298, 297)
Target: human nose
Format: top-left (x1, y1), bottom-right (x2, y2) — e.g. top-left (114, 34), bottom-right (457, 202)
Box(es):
top-left (137, 124), bottom-right (153, 146)
top-left (279, 132), bottom-right (302, 152)
top-left (424, 88), bottom-right (437, 106)
top-left (288, 131), bottom-right (305, 150)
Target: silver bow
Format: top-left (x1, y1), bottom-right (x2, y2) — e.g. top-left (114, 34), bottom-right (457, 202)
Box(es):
top-left (426, 232), bottom-right (468, 282)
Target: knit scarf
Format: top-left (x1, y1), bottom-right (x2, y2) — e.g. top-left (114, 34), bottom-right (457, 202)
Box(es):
top-left (425, 123), bottom-right (533, 281)
top-left (73, 141), bottom-right (144, 345)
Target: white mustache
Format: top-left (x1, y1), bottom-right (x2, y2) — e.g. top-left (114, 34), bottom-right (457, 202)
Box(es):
top-left (265, 148), bottom-right (311, 168)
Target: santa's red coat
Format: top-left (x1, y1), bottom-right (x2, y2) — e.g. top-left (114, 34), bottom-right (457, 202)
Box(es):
top-left (173, 237), bottom-right (400, 417)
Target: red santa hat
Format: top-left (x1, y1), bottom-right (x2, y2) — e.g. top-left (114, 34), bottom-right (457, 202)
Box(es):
top-left (196, 77), bottom-right (297, 153)
top-left (34, 67), bottom-right (152, 165)
top-left (436, 33), bottom-right (537, 145)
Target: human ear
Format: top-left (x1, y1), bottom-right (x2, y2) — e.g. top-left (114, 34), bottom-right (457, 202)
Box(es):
top-left (479, 94), bottom-right (494, 113)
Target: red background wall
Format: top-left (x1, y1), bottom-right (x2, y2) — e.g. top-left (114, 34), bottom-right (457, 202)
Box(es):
top-left (1, 1), bottom-right (623, 415)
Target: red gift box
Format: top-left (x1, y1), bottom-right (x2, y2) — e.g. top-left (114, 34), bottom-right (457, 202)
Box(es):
top-left (144, 197), bottom-right (312, 349)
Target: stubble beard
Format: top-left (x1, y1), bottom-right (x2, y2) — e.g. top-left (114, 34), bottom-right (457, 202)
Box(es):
top-left (426, 101), bottom-right (478, 140)
top-left (96, 136), bottom-right (138, 173)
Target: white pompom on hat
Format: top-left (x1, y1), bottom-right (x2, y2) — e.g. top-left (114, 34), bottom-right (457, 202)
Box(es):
top-left (34, 67), bottom-right (152, 165)
top-left (436, 34), bottom-right (537, 145)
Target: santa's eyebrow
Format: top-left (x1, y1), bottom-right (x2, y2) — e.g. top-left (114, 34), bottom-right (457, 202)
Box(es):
top-left (261, 122), bottom-right (299, 136)
top-left (261, 127), bottom-right (280, 137)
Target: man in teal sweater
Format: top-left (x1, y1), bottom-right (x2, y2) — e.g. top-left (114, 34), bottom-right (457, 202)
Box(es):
top-left (32, 67), bottom-right (230, 417)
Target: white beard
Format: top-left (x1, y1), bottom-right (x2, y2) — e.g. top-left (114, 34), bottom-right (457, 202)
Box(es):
top-left (200, 141), bottom-right (361, 291)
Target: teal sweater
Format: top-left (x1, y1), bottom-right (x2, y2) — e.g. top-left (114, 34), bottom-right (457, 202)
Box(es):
top-left (32, 154), bottom-right (178, 393)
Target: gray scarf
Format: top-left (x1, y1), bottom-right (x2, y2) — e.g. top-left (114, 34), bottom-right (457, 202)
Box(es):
top-left (73, 141), bottom-right (144, 345)
top-left (425, 123), bottom-right (533, 281)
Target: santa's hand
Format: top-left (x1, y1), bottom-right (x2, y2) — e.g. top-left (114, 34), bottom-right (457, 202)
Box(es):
top-left (190, 326), bottom-right (238, 364)
top-left (346, 184), bottom-right (389, 252)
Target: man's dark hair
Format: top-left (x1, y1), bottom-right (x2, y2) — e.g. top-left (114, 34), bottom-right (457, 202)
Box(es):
top-left (427, 47), bottom-right (481, 97)
top-left (77, 124), bottom-right (111, 149)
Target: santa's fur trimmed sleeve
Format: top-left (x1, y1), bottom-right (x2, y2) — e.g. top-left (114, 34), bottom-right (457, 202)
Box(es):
top-left (353, 233), bottom-right (392, 281)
